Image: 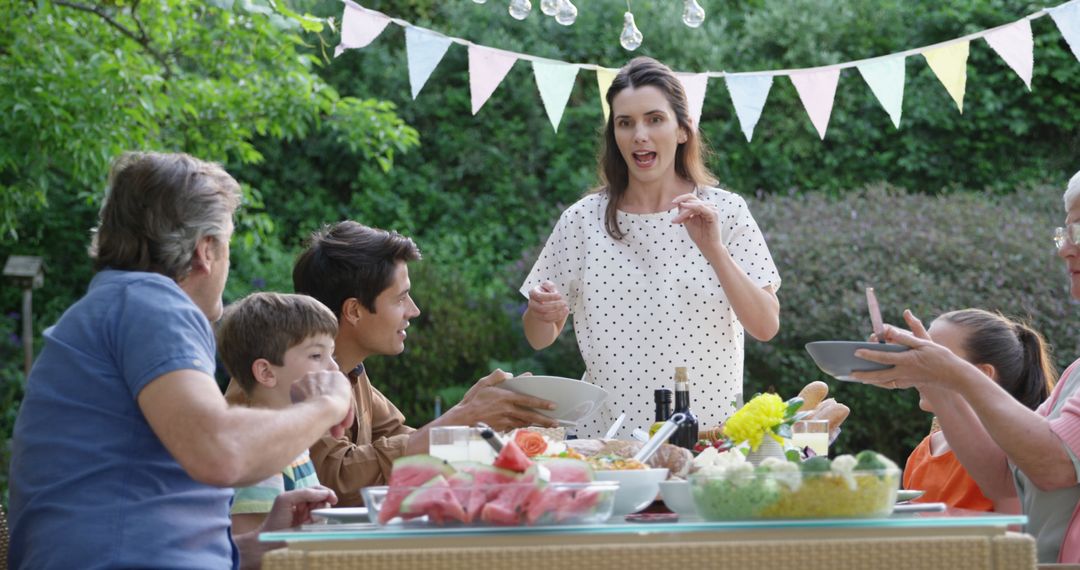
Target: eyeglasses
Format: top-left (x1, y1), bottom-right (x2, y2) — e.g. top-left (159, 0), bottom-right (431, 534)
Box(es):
top-left (1054, 223), bottom-right (1080, 249)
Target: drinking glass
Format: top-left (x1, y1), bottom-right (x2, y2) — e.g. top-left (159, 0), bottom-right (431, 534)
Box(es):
top-left (791, 419), bottom-right (830, 456)
top-left (429, 426), bottom-right (497, 464)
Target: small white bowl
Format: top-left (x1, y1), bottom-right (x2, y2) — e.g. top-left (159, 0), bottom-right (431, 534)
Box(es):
top-left (501, 375), bottom-right (608, 423)
top-left (658, 480), bottom-right (698, 517)
top-left (595, 468), bottom-right (669, 516)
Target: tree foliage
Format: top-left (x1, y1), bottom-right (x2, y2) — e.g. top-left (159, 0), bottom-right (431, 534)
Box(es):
top-left (3, 0), bottom-right (1080, 489)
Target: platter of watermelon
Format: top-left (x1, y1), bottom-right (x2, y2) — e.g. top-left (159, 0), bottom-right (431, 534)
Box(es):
top-left (363, 440), bottom-right (619, 527)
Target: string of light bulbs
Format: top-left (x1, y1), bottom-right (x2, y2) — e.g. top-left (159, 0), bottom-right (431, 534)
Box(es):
top-left (470, 0), bottom-right (708, 51)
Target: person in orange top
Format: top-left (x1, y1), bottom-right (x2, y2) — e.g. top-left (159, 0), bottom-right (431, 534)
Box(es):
top-left (903, 309), bottom-right (1056, 512)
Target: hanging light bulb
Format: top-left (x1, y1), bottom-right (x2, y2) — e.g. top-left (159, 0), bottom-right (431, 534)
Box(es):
top-left (540, 0), bottom-right (558, 16)
top-left (620, 11), bottom-right (643, 51)
top-left (554, 0), bottom-right (577, 25)
top-left (682, 0), bottom-right (705, 28)
top-left (508, 0), bottom-right (532, 20)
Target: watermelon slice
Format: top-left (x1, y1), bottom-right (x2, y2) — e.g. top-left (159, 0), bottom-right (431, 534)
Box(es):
top-left (399, 475), bottom-right (467, 524)
top-left (492, 440), bottom-right (533, 473)
top-left (377, 455), bottom-right (456, 524)
top-left (445, 471), bottom-right (476, 522)
top-left (556, 488), bottom-right (602, 522)
top-left (537, 458), bottom-right (594, 483)
top-left (525, 459), bottom-right (595, 524)
top-left (482, 465), bottom-right (544, 525)
top-left (452, 463), bottom-right (520, 521)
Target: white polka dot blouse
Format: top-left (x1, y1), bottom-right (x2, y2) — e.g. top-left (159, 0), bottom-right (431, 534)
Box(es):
top-left (521, 187), bottom-right (781, 440)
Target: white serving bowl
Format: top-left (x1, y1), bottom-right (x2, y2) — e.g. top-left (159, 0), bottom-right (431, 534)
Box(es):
top-left (804, 341), bottom-right (909, 381)
top-left (594, 468), bottom-right (669, 516)
top-left (501, 375), bottom-right (608, 423)
top-left (658, 479), bottom-right (698, 517)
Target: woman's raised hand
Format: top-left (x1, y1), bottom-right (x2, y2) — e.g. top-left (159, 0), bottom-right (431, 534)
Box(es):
top-left (852, 310), bottom-right (964, 391)
top-left (671, 193), bottom-right (723, 255)
top-left (528, 280), bottom-right (570, 324)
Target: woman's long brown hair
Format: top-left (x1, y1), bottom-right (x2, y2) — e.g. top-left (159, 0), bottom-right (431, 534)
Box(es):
top-left (936, 309), bottom-right (1056, 410)
top-left (595, 57), bottom-right (717, 240)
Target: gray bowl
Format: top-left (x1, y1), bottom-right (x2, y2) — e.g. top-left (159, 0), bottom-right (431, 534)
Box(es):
top-left (805, 341), bottom-right (909, 381)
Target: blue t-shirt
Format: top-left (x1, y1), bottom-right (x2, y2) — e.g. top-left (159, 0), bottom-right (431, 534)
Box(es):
top-left (8, 270), bottom-right (238, 569)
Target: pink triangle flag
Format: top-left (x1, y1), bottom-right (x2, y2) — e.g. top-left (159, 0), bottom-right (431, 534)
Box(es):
top-left (789, 68), bottom-right (841, 140)
top-left (335, 3), bottom-right (391, 58)
top-left (468, 45), bottom-right (518, 115)
top-left (983, 20), bottom-right (1034, 90)
top-left (676, 73), bottom-right (709, 131)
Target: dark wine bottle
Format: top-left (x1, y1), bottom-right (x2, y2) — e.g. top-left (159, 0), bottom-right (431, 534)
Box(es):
top-left (670, 367), bottom-right (699, 450)
top-left (649, 389), bottom-right (672, 437)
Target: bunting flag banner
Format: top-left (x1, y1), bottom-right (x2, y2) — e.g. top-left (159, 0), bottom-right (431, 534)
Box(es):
top-left (468, 45), bottom-right (518, 115)
top-left (1049, 1), bottom-right (1080, 62)
top-left (406, 27), bottom-right (453, 99)
top-left (336, 2), bottom-right (391, 58)
top-left (923, 41), bottom-right (971, 113)
top-left (676, 73), bottom-right (709, 130)
top-left (533, 60), bottom-right (580, 132)
top-left (596, 67), bottom-right (618, 122)
top-left (725, 74), bottom-right (773, 142)
top-left (984, 20), bottom-right (1034, 89)
top-left (789, 69), bottom-right (841, 140)
top-left (856, 56), bottom-right (906, 128)
top-left (336, 1), bottom-right (1080, 142)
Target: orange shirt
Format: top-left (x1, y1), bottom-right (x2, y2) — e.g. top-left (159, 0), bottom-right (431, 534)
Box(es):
top-left (903, 433), bottom-right (993, 511)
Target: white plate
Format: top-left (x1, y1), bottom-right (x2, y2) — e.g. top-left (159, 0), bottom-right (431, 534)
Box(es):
top-left (501, 375), bottom-right (608, 423)
top-left (311, 507), bottom-right (369, 523)
top-left (896, 489), bottom-right (926, 502)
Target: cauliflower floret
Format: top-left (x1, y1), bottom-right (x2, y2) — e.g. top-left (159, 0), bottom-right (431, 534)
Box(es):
top-left (831, 454), bottom-right (858, 490)
top-left (760, 457), bottom-right (802, 491)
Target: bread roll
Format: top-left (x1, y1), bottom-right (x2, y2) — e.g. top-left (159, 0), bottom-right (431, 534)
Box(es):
top-left (797, 381), bottom-right (829, 410)
top-left (810, 398), bottom-right (850, 433)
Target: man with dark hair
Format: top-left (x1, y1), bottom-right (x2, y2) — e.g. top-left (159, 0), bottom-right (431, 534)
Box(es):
top-left (292, 221), bottom-right (558, 505)
top-left (8, 152), bottom-right (353, 569)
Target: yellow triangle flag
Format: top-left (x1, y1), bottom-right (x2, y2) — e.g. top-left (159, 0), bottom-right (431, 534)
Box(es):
top-left (922, 41), bottom-right (970, 113)
top-left (596, 67), bottom-right (618, 122)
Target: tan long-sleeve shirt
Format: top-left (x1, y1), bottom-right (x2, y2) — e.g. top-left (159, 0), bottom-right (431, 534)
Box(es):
top-left (309, 369), bottom-right (414, 507)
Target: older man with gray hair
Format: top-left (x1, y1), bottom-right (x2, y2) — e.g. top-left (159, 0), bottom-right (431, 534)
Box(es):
top-left (7, 152), bottom-right (353, 569)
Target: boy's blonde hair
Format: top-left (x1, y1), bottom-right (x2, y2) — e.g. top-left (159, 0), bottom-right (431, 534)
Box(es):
top-left (217, 292), bottom-right (339, 394)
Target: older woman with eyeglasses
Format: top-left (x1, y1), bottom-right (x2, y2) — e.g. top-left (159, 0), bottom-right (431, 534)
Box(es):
top-left (850, 170), bottom-right (1080, 564)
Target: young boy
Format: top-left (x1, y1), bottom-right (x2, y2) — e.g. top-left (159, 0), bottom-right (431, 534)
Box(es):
top-left (216, 291), bottom-right (341, 533)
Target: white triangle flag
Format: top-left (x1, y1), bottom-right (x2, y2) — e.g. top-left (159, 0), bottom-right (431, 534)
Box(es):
top-left (596, 67), bottom-right (618, 122)
top-left (856, 56), bottom-right (906, 129)
top-left (724, 74), bottom-right (773, 143)
top-left (789, 68), bottom-right (841, 140)
top-left (984, 20), bottom-right (1034, 90)
top-left (335, 2), bottom-right (391, 58)
top-left (468, 45), bottom-right (518, 115)
top-left (406, 27), bottom-right (453, 99)
top-left (533, 61), bottom-right (579, 132)
top-left (676, 73), bottom-right (709, 131)
top-left (1049, 1), bottom-right (1080, 62)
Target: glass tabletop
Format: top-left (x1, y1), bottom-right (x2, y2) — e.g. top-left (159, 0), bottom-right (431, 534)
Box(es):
top-left (260, 508), bottom-right (1027, 543)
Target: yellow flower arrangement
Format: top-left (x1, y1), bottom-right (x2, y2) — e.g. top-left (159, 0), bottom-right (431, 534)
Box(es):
top-left (722, 393), bottom-right (790, 451)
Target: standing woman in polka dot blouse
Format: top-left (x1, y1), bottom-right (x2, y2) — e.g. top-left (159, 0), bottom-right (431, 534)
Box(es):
top-left (520, 57), bottom-right (782, 440)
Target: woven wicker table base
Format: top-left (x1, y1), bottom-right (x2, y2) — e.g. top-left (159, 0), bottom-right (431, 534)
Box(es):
top-left (263, 532), bottom-right (1035, 570)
